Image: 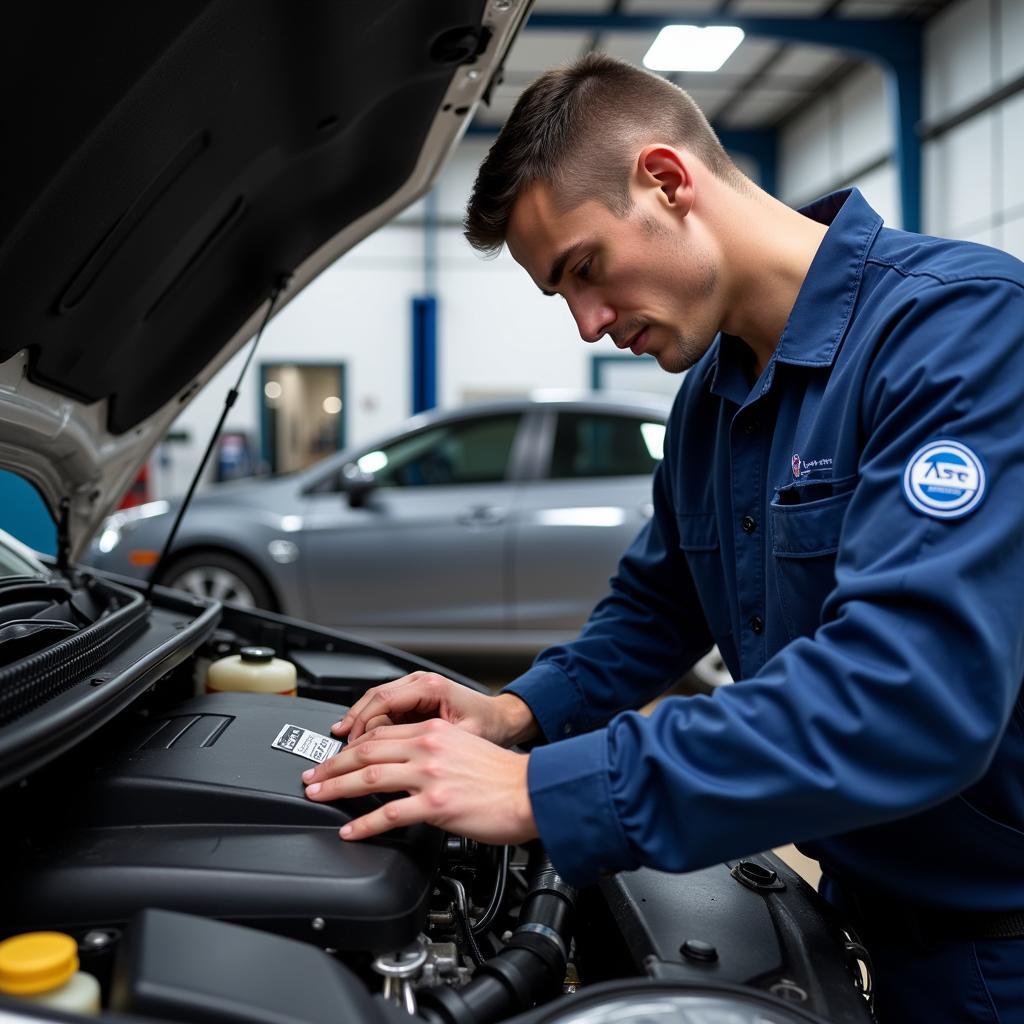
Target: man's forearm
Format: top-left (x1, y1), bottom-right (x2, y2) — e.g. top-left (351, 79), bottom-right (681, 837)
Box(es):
top-left (492, 691), bottom-right (539, 746)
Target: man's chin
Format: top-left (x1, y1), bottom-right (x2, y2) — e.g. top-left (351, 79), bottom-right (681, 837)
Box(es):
top-left (651, 332), bottom-right (714, 374)
top-left (653, 347), bottom-right (698, 375)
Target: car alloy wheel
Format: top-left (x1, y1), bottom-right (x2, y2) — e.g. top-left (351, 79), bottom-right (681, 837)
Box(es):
top-left (162, 552), bottom-right (273, 610)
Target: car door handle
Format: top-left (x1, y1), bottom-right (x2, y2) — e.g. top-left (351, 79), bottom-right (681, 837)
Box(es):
top-left (456, 505), bottom-right (507, 527)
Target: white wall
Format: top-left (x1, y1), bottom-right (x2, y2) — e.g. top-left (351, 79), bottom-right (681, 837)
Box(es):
top-left (923, 0), bottom-right (1024, 248)
top-left (778, 0), bottom-right (1024, 253)
top-left (778, 60), bottom-right (900, 224)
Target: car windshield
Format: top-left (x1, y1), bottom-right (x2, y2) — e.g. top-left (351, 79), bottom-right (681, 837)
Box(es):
top-left (0, 530), bottom-right (49, 579)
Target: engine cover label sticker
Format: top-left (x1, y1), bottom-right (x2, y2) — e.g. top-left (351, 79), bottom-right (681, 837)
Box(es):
top-left (271, 724), bottom-right (342, 763)
top-left (903, 439), bottom-right (986, 519)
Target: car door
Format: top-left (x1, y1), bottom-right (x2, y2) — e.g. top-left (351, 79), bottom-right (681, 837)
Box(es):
top-left (509, 408), bottom-right (665, 633)
top-left (298, 411), bottom-right (522, 637)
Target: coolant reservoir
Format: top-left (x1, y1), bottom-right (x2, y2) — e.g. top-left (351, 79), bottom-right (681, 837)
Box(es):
top-left (0, 932), bottom-right (101, 1014)
top-left (206, 646), bottom-right (297, 696)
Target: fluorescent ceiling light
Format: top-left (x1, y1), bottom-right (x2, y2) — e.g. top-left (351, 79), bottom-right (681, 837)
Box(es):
top-left (643, 25), bottom-right (745, 73)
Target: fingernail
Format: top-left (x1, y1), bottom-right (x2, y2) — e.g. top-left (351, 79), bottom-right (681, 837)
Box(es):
top-left (306, 783), bottom-right (321, 796)
top-left (302, 769), bottom-right (314, 782)
top-left (340, 824), bottom-right (353, 838)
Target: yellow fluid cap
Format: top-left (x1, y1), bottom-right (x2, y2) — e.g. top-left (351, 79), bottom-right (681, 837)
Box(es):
top-left (0, 932), bottom-right (78, 995)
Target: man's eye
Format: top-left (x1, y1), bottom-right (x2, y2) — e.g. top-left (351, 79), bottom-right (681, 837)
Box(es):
top-left (576, 258), bottom-right (593, 281)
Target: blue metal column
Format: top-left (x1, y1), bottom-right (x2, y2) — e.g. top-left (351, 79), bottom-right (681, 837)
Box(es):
top-left (889, 54), bottom-right (923, 232)
top-left (411, 296), bottom-right (438, 414)
top-left (412, 186), bottom-right (439, 414)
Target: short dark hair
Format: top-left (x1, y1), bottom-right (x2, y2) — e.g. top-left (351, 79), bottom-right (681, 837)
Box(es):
top-left (464, 53), bottom-right (745, 256)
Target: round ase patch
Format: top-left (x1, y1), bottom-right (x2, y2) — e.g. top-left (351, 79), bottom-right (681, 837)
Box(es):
top-left (903, 440), bottom-right (986, 519)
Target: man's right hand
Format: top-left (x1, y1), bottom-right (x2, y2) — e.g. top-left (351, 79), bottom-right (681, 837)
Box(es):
top-left (331, 671), bottom-right (538, 748)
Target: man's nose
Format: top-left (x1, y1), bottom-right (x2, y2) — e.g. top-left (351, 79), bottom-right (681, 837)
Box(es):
top-left (569, 295), bottom-right (616, 344)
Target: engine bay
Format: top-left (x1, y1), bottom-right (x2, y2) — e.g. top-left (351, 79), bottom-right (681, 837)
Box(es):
top-left (0, 570), bottom-right (875, 1023)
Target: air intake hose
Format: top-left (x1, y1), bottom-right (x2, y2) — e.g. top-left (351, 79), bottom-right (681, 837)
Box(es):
top-left (420, 848), bottom-right (576, 1024)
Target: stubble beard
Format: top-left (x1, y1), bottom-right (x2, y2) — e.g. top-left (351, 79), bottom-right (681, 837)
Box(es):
top-left (655, 328), bottom-right (711, 374)
top-left (639, 214), bottom-right (720, 374)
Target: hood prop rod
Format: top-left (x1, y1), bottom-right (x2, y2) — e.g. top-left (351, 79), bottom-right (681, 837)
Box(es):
top-left (56, 497), bottom-right (72, 575)
top-left (146, 274), bottom-right (291, 601)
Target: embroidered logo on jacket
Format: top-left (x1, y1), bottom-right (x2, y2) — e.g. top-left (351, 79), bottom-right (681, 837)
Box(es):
top-left (903, 440), bottom-right (986, 519)
top-left (791, 454), bottom-right (833, 479)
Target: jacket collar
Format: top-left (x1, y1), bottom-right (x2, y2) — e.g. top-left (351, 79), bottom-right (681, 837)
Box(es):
top-left (709, 188), bottom-right (883, 402)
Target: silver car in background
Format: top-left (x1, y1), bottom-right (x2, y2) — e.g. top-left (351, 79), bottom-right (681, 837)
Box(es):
top-left (89, 394), bottom-right (676, 653)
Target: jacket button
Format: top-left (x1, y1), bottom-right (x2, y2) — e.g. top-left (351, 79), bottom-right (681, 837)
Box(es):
top-left (741, 515), bottom-right (757, 534)
top-left (750, 615), bottom-right (764, 634)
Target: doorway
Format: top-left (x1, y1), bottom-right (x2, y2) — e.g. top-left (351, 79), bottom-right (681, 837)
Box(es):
top-left (260, 363), bottom-right (346, 474)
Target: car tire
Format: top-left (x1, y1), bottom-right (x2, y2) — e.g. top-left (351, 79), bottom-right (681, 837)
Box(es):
top-left (161, 551), bottom-right (275, 610)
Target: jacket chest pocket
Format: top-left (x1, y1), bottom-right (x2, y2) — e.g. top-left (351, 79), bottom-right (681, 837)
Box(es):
top-left (769, 484), bottom-right (854, 642)
top-left (677, 512), bottom-right (733, 643)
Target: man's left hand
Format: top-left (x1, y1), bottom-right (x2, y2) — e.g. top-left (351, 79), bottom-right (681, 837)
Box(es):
top-left (301, 719), bottom-right (538, 845)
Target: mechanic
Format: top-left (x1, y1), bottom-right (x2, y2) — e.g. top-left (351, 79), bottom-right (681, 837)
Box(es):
top-left (302, 55), bottom-right (1024, 1022)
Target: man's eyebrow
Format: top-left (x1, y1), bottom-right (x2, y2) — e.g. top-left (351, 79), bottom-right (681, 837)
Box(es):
top-left (543, 242), bottom-right (586, 294)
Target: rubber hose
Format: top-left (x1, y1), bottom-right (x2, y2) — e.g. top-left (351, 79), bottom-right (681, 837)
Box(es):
top-left (420, 849), bottom-right (576, 1024)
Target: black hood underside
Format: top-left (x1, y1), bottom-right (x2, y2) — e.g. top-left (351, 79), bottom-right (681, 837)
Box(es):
top-left (0, 0), bottom-right (488, 434)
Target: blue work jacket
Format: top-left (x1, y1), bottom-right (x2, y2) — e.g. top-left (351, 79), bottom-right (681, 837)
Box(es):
top-left (506, 189), bottom-right (1024, 911)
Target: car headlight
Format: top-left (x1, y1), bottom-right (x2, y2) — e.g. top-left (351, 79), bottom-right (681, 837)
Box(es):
top-left (96, 500), bottom-right (171, 554)
top-left (537, 990), bottom-right (824, 1024)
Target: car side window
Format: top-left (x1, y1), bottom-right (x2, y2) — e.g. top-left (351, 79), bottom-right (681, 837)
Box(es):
top-left (366, 414), bottom-right (521, 488)
top-left (548, 412), bottom-right (665, 480)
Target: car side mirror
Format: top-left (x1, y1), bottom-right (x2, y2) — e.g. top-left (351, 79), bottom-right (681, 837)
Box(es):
top-left (341, 463), bottom-right (377, 509)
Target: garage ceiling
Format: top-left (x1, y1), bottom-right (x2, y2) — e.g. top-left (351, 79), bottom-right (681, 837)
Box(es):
top-left (473, 0), bottom-right (953, 132)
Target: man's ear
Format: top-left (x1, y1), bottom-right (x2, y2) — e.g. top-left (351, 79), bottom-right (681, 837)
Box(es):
top-left (636, 146), bottom-right (694, 216)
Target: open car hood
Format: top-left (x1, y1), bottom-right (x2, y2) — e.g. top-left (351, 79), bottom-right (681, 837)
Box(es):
top-left (0, 0), bottom-right (529, 561)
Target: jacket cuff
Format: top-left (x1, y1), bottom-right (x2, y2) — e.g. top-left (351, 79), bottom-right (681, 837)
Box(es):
top-left (503, 662), bottom-right (586, 743)
top-left (527, 729), bottom-right (635, 887)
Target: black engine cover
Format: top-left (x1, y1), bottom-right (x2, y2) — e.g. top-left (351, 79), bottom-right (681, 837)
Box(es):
top-left (111, 909), bottom-right (406, 1024)
top-left (3, 693), bottom-right (441, 951)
